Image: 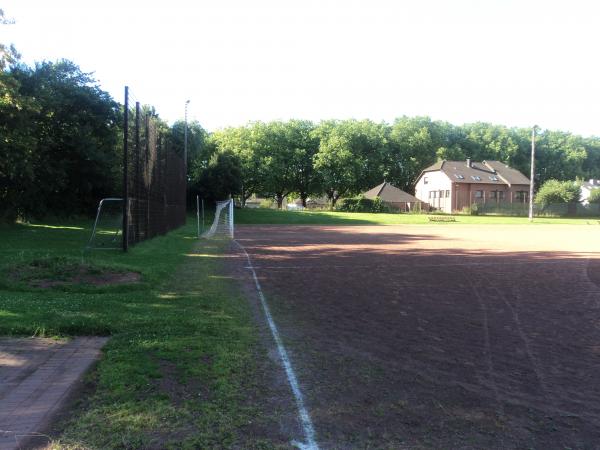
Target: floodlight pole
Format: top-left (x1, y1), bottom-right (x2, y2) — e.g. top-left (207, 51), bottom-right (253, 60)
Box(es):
top-left (528, 125), bottom-right (538, 222)
top-left (184, 100), bottom-right (190, 177)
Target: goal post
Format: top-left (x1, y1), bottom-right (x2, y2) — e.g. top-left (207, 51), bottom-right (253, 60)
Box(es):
top-left (202, 199), bottom-right (234, 239)
top-left (85, 198), bottom-right (124, 251)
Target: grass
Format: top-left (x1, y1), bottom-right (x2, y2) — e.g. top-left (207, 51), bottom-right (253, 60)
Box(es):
top-left (0, 217), bottom-right (282, 448)
top-left (235, 208), bottom-right (599, 225)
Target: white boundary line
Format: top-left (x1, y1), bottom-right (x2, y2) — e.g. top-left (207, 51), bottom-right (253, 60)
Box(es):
top-left (233, 240), bottom-right (319, 450)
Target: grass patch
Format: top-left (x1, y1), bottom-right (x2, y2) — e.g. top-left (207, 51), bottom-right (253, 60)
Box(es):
top-left (235, 208), bottom-right (598, 225)
top-left (0, 218), bottom-right (281, 448)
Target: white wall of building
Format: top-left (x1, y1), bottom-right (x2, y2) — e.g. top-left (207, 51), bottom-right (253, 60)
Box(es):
top-left (415, 171), bottom-right (453, 213)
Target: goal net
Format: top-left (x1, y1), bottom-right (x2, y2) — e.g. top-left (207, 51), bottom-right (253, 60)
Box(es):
top-left (85, 198), bottom-right (123, 250)
top-left (202, 199), bottom-right (234, 239)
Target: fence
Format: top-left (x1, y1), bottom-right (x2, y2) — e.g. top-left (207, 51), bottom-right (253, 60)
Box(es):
top-left (122, 86), bottom-right (186, 251)
top-left (476, 202), bottom-right (600, 218)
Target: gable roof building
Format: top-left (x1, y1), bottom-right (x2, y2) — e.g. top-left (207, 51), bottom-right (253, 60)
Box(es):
top-left (414, 159), bottom-right (530, 213)
top-left (362, 181), bottom-right (423, 212)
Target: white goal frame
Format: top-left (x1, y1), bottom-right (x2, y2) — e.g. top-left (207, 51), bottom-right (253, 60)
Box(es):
top-left (85, 198), bottom-right (123, 251)
top-left (202, 199), bottom-right (234, 239)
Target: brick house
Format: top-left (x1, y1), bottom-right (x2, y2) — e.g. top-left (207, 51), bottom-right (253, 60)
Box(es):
top-left (414, 159), bottom-right (531, 213)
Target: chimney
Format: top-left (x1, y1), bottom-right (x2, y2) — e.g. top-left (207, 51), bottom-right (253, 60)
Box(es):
top-left (466, 158), bottom-right (471, 168)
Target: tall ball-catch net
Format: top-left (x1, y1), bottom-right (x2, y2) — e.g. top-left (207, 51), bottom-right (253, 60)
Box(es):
top-left (85, 198), bottom-right (123, 250)
top-left (202, 200), bottom-right (234, 239)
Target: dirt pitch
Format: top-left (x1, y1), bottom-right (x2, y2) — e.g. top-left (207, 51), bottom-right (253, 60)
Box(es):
top-left (231, 224), bottom-right (600, 449)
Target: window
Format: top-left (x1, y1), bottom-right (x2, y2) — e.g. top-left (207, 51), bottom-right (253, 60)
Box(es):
top-left (428, 191), bottom-right (432, 199)
top-left (471, 175), bottom-right (481, 181)
top-left (490, 191), bottom-right (497, 199)
top-left (498, 191), bottom-right (505, 200)
top-left (489, 175), bottom-right (498, 181)
top-left (445, 190), bottom-right (450, 198)
top-left (423, 176), bottom-right (429, 185)
top-left (432, 191), bottom-right (437, 198)
top-left (454, 174), bottom-right (464, 179)
top-left (515, 191), bottom-right (528, 201)
top-left (474, 190), bottom-right (483, 199)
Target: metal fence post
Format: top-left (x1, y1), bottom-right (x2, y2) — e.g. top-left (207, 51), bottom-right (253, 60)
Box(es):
top-left (122, 86), bottom-right (129, 252)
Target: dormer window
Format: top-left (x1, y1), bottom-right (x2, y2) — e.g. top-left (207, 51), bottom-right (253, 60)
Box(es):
top-left (470, 175), bottom-right (481, 181)
top-left (489, 175), bottom-right (498, 181)
top-left (454, 174), bottom-right (464, 179)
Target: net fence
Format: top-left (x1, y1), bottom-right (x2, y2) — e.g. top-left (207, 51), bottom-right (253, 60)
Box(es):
top-left (123, 87), bottom-right (186, 250)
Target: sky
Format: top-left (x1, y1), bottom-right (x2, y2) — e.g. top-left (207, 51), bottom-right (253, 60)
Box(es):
top-left (1, 0), bottom-right (599, 136)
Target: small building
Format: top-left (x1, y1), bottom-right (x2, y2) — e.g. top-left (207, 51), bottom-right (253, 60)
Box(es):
top-left (414, 159), bottom-right (531, 213)
top-left (362, 181), bottom-right (423, 212)
top-left (580, 179), bottom-right (600, 205)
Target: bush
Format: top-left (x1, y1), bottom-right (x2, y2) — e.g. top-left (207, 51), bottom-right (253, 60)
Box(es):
top-left (259, 198), bottom-right (274, 209)
top-left (535, 180), bottom-right (580, 207)
top-left (588, 188), bottom-right (600, 204)
top-left (337, 195), bottom-right (389, 213)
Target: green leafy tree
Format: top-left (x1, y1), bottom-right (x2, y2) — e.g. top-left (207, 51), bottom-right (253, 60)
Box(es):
top-left (2, 60), bottom-right (120, 218)
top-left (192, 150), bottom-right (242, 203)
top-left (535, 179), bottom-right (580, 207)
top-left (384, 116), bottom-right (442, 193)
top-left (313, 119), bottom-right (387, 206)
top-left (0, 9), bottom-right (19, 71)
top-left (210, 125), bottom-right (264, 207)
top-left (171, 120), bottom-right (209, 172)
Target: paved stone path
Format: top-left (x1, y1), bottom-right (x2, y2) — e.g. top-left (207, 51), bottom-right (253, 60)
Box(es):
top-left (0, 337), bottom-right (108, 450)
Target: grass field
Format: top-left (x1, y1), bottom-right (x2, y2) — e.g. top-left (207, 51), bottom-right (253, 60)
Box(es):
top-left (0, 218), bottom-right (288, 448)
top-left (235, 208), bottom-right (599, 225)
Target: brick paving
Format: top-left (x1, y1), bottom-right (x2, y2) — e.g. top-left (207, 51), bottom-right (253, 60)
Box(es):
top-left (0, 337), bottom-right (108, 450)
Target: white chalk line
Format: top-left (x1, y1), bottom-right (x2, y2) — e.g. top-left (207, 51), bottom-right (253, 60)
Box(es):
top-left (233, 240), bottom-right (319, 450)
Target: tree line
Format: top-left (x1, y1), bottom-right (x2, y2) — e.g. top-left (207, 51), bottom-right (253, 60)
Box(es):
top-left (194, 119), bottom-right (600, 208)
top-left (2, 6), bottom-right (599, 219)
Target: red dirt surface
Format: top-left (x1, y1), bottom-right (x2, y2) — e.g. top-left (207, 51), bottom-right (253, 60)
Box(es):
top-left (232, 224), bottom-right (600, 449)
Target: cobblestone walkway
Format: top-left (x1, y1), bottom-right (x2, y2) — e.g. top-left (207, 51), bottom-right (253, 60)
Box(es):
top-left (0, 337), bottom-right (107, 450)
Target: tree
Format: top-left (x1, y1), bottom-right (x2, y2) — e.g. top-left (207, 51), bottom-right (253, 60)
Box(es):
top-left (192, 150), bottom-right (242, 203)
top-left (313, 119), bottom-right (387, 206)
top-left (7, 60), bottom-right (120, 217)
top-left (384, 116), bottom-right (440, 193)
top-left (0, 9), bottom-right (19, 71)
top-left (170, 120), bottom-right (209, 173)
top-left (535, 179), bottom-right (580, 207)
top-left (210, 125), bottom-right (264, 207)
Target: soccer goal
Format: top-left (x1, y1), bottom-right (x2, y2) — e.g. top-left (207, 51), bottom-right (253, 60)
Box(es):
top-left (202, 199), bottom-right (234, 239)
top-left (85, 198), bottom-right (123, 250)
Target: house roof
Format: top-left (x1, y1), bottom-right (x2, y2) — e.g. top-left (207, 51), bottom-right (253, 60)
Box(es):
top-left (419, 160), bottom-right (530, 186)
top-left (363, 181), bottom-right (420, 203)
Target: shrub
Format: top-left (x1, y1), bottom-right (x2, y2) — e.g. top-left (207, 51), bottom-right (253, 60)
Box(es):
top-left (535, 180), bottom-right (580, 207)
top-left (588, 188), bottom-right (600, 204)
top-left (337, 195), bottom-right (389, 213)
top-left (259, 198), bottom-right (274, 208)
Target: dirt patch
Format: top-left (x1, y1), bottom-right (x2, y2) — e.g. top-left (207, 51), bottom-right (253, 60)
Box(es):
top-left (32, 270), bottom-right (141, 288)
top-left (153, 357), bottom-right (210, 407)
top-left (233, 225), bottom-right (600, 449)
top-left (7, 257), bottom-right (141, 289)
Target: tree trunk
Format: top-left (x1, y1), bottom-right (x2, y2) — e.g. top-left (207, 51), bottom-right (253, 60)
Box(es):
top-left (300, 192), bottom-right (308, 208)
top-left (276, 193), bottom-right (284, 209)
